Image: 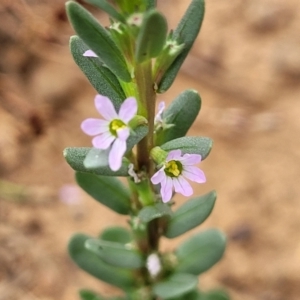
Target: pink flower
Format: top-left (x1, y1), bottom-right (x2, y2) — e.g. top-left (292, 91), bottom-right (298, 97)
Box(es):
top-left (154, 101), bottom-right (165, 125)
top-left (83, 49), bottom-right (98, 57)
top-left (151, 150), bottom-right (206, 203)
top-left (81, 95), bottom-right (137, 171)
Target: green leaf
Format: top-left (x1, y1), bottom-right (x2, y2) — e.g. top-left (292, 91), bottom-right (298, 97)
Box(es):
top-left (160, 137), bottom-right (213, 160)
top-left (156, 90), bottom-right (201, 145)
top-left (70, 36), bottom-right (125, 110)
top-left (167, 290), bottom-right (202, 300)
top-left (79, 289), bottom-right (104, 300)
top-left (100, 226), bottom-right (132, 244)
top-left (158, 0), bottom-right (205, 92)
top-left (85, 0), bottom-right (125, 23)
top-left (64, 147), bottom-right (130, 176)
top-left (76, 172), bottom-right (131, 215)
top-left (138, 202), bottom-right (172, 223)
top-left (135, 10), bottom-right (167, 62)
top-left (114, 0), bottom-right (146, 14)
top-left (175, 229), bottom-right (226, 275)
top-left (68, 233), bottom-right (136, 290)
top-left (127, 124), bottom-right (149, 150)
top-left (165, 190), bottom-right (216, 238)
top-left (85, 238), bottom-right (144, 269)
top-left (66, 1), bottom-right (131, 82)
top-left (203, 290), bottom-right (231, 300)
top-left (146, 0), bottom-right (156, 9)
top-left (153, 273), bottom-right (198, 299)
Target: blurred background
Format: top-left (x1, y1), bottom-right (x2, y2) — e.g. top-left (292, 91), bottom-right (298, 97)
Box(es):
top-left (1, 0), bottom-right (300, 299)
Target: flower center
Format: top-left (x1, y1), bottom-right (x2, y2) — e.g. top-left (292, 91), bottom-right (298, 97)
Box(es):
top-left (164, 160), bottom-right (182, 177)
top-left (109, 119), bottom-right (126, 136)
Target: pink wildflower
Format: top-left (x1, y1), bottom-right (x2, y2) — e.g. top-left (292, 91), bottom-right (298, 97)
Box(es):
top-left (81, 95), bottom-right (137, 171)
top-left (151, 150), bottom-right (206, 203)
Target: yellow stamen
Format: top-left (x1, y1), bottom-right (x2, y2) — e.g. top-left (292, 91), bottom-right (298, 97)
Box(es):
top-left (109, 119), bottom-right (126, 136)
top-left (165, 160), bottom-right (182, 177)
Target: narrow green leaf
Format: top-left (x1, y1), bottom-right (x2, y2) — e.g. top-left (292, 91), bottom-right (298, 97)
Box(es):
top-left (70, 36), bottom-right (125, 110)
top-left (76, 172), bottom-right (131, 215)
top-left (68, 233), bottom-right (136, 290)
top-left (85, 238), bottom-right (144, 269)
top-left (158, 0), bottom-right (205, 92)
top-left (85, 0), bottom-right (125, 23)
top-left (79, 289), bottom-right (104, 300)
top-left (63, 147), bottom-right (130, 176)
top-left (160, 137), bottom-right (213, 160)
top-left (156, 90), bottom-right (201, 145)
top-left (138, 202), bottom-right (172, 223)
top-left (165, 190), bottom-right (216, 238)
top-left (66, 1), bottom-right (131, 82)
top-left (135, 10), bottom-right (167, 62)
top-left (100, 226), bottom-right (132, 244)
top-left (153, 273), bottom-right (198, 299)
top-left (175, 229), bottom-right (226, 275)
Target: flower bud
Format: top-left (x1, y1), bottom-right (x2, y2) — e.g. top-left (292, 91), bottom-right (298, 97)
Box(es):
top-left (150, 147), bottom-right (168, 165)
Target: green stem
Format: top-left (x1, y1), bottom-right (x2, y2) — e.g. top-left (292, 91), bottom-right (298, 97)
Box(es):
top-left (135, 60), bottom-right (155, 174)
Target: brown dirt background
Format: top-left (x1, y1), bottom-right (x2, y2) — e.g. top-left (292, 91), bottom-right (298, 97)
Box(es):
top-left (1, 0), bottom-right (300, 299)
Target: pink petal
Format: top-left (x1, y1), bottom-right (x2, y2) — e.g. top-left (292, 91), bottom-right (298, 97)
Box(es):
top-left (83, 50), bottom-right (98, 57)
top-left (182, 166), bottom-right (206, 183)
top-left (95, 95), bottom-right (118, 120)
top-left (81, 118), bottom-right (109, 136)
top-left (154, 101), bottom-right (165, 123)
top-left (177, 176), bottom-right (193, 196)
top-left (151, 168), bottom-right (165, 184)
top-left (166, 150), bottom-right (182, 161)
top-left (172, 178), bottom-right (184, 194)
top-left (160, 176), bottom-right (173, 202)
top-left (109, 139), bottom-right (126, 171)
top-left (180, 153), bottom-right (202, 165)
top-left (118, 97), bottom-right (137, 123)
top-left (92, 132), bottom-right (115, 149)
top-left (117, 127), bottom-right (130, 141)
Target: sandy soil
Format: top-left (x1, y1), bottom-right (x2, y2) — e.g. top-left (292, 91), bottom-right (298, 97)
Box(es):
top-left (1, 1), bottom-right (300, 300)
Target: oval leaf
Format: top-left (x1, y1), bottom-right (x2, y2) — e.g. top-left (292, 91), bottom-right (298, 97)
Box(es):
top-left (135, 10), bottom-right (167, 62)
top-left (156, 89), bottom-right (201, 145)
top-left (175, 229), bottom-right (226, 275)
top-left (68, 233), bottom-right (136, 290)
top-left (160, 137), bottom-right (213, 160)
top-left (100, 226), bottom-right (132, 244)
top-left (138, 202), bottom-right (172, 223)
top-left (165, 190), bottom-right (216, 238)
top-left (63, 147), bottom-right (130, 176)
top-left (158, 0), bottom-right (205, 92)
top-left (70, 36), bottom-right (125, 110)
top-left (153, 273), bottom-right (198, 299)
top-left (85, 238), bottom-right (144, 269)
top-left (76, 171), bottom-right (131, 215)
top-left (66, 1), bottom-right (131, 82)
